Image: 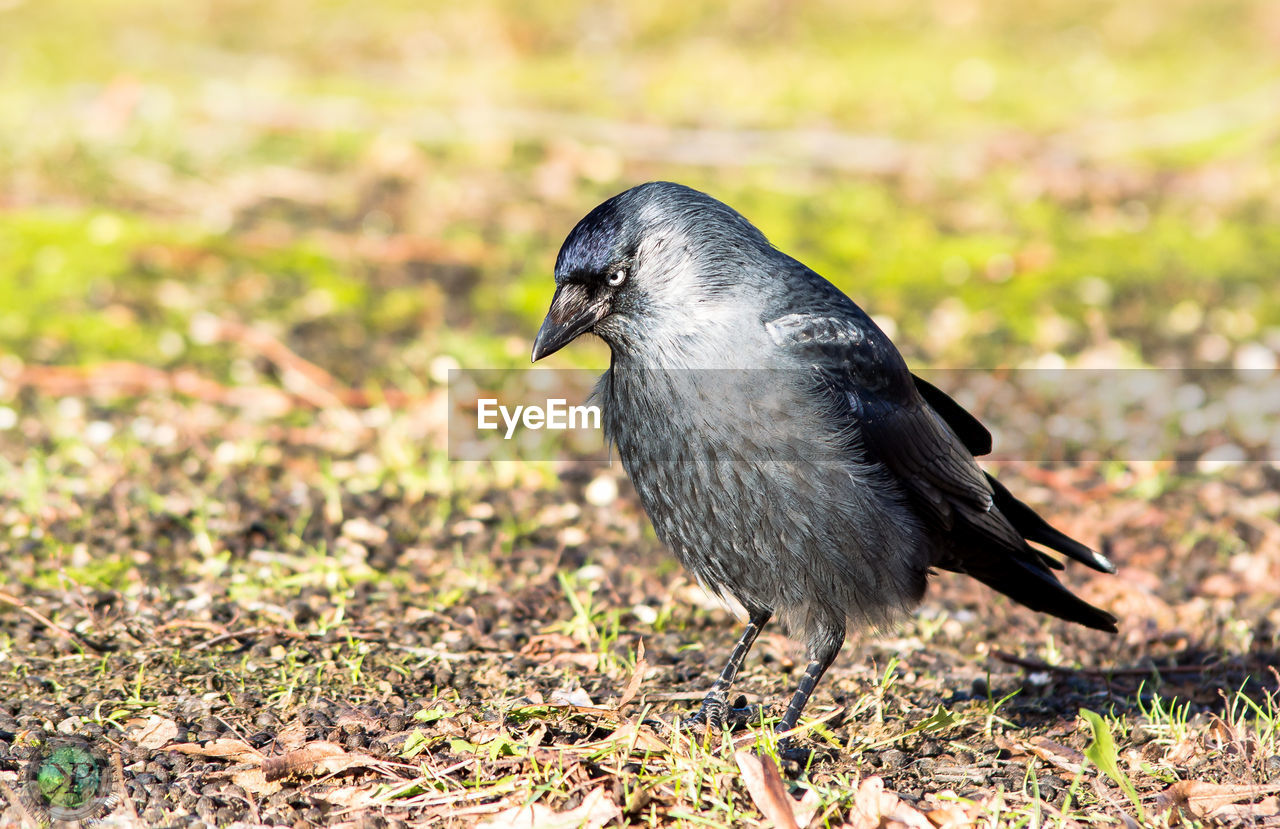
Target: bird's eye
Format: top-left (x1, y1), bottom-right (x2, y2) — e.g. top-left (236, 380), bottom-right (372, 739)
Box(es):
top-left (606, 268), bottom-right (628, 288)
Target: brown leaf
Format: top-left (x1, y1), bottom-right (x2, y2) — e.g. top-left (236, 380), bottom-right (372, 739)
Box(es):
top-left (794, 787), bottom-right (822, 828)
top-left (615, 639), bottom-right (646, 710)
top-left (1208, 795), bottom-right (1278, 822)
top-left (1156, 781), bottom-right (1280, 819)
top-left (1026, 736), bottom-right (1085, 775)
top-left (261, 741), bottom-right (380, 782)
top-left (735, 749), bottom-right (800, 829)
top-left (849, 776), bottom-right (890, 829)
top-left (167, 739), bottom-right (261, 763)
top-left (926, 803), bottom-right (977, 828)
top-left (230, 767), bottom-right (282, 797)
top-left (475, 787), bottom-right (620, 829)
top-left (314, 784), bottom-right (383, 810)
top-left (125, 716), bottom-right (179, 750)
top-left (847, 777), bottom-right (933, 829)
top-left (520, 632), bottom-right (580, 657)
top-left (549, 652), bottom-right (601, 669)
top-left (275, 720), bottom-right (308, 751)
top-left (573, 722), bottom-right (668, 755)
top-left (992, 733), bottom-right (1028, 758)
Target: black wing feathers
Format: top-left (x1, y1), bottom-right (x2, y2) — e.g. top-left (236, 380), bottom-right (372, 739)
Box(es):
top-left (770, 301), bottom-right (1117, 633)
top-left (911, 375), bottom-right (991, 456)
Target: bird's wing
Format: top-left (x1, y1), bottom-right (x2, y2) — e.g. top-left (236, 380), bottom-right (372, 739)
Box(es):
top-left (766, 311), bottom-right (1001, 534)
top-left (911, 374), bottom-right (991, 456)
top-left (765, 308), bottom-right (1117, 631)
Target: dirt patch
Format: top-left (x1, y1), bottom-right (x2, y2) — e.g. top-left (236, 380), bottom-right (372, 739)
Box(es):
top-left (1, 389), bottom-right (1278, 826)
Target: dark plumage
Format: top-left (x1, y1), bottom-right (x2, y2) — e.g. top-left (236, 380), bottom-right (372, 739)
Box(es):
top-left (533, 182), bottom-right (1116, 734)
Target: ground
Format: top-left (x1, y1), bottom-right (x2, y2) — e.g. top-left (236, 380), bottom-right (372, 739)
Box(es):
top-left (1, 1), bottom-right (1280, 827)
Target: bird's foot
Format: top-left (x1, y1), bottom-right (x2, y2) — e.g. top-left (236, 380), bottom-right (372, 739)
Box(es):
top-left (641, 694), bottom-right (764, 735)
top-left (776, 737), bottom-right (812, 764)
top-left (679, 694), bottom-right (761, 733)
top-left (722, 695), bottom-right (766, 730)
top-left (776, 740), bottom-right (818, 776)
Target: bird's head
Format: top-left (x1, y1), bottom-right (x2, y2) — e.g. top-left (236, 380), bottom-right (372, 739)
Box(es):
top-left (531, 182), bottom-right (772, 362)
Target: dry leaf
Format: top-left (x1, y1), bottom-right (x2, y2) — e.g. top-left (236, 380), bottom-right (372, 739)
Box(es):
top-left (545, 652), bottom-right (600, 670)
top-left (991, 734), bottom-right (1023, 754)
top-left (849, 776), bottom-right (889, 829)
top-left (735, 749), bottom-right (800, 829)
top-left (261, 741), bottom-right (380, 782)
top-left (167, 739), bottom-right (261, 763)
top-left (549, 688), bottom-right (595, 707)
top-left (1026, 736), bottom-right (1085, 775)
top-left (615, 639), bottom-right (646, 710)
top-left (475, 787), bottom-right (620, 829)
top-left (794, 787), bottom-right (822, 828)
top-left (573, 722), bottom-right (668, 755)
top-left (1208, 795), bottom-right (1278, 822)
top-left (1156, 781), bottom-right (1280, 820)
top-left (230, 767), bottom-right (282, 797)
top-left (847, 777), bottom-right (932, 829)
top-left (926, 802), bottom-right (978, 828)
top-left (314, 784), bottom-right (384, 810)
top-left (521, 633), bottom-right (581, 656)
top-left (275, 720), bottom-right (308, 751)
top-left (125, 716), bottom-right (179, 750)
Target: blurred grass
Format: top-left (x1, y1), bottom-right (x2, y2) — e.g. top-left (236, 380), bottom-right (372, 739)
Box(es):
top-left (2, 9), bottom-right (1279, 824)
top-left (1, 0), bottom-right (1279, 377)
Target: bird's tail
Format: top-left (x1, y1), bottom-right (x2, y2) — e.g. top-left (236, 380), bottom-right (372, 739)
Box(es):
top-left (956, 473), bottom-right (1118, 632)
top-left (986, 473), bottom-right (1115, 574)
top-left (965, 555), bottom-right (1118, 632)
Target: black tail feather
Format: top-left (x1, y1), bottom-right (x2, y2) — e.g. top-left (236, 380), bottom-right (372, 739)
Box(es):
top-left (968, 555), bottom-right (1118, 632)
top-left (986, 473), bottom-right (1115, 574)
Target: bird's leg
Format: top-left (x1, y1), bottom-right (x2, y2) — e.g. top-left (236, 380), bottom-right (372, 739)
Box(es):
top-left (776, 625), bottom-right (844, 734)
top-left (683, 608), bottom-right (771, 730)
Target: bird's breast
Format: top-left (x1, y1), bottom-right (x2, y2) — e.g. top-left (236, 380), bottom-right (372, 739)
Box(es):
top-left (598, 364), bottom-right (928, 626)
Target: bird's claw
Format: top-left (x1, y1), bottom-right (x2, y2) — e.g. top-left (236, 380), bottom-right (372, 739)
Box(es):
top-left (680, 694), bottom-right (761, 733)
top-left (777, 739), bottom-right (817, 773)
top-left (641, 693), bottom-right (763, 734)
top-left (722, 696), bottom-right (765, 730)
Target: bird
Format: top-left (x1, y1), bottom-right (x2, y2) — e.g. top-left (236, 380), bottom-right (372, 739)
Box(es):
top-left (531, 181), bottom-right (1117, 735)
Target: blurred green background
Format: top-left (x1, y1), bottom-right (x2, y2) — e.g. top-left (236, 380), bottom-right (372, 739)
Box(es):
top-left (3, 0), bottom-right (1279, 382)
top-left (4, 7), bottom-right (1279, 824)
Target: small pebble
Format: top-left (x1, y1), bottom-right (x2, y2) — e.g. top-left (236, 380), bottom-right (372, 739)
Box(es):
top-left (880, 748), bottom-right (908, 768)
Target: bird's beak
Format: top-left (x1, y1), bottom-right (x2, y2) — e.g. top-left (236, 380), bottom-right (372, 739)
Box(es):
top-left (531, 283), bottom-right (606, 362)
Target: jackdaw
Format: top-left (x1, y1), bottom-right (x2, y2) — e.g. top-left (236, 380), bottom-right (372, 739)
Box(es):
top-left (532, 181), bottom-right (1116, 734)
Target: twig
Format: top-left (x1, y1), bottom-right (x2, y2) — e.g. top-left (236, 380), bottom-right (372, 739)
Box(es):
top-left (112, 749), bottom-right (139, 822)
top-left (208, 318), bottom-right (346, 410)
top-left (190, 625), bottom-right (387, 651)
top-left (191, 626), bottom-right (285, 651)
top-left (0, 590), bottom-right (105, 651)
top-left (992, 650), bottom-right (1217, 677)
top-left (0, 779), bottom-right (39, 829)
top-left (154, 620), bottom-right (231, 636)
